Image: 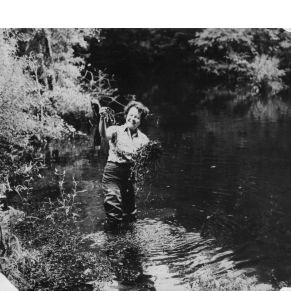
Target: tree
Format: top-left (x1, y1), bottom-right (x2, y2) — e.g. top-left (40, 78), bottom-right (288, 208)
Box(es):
top-left (190, 28), bottom-right (291, 93)
top-left (14, 28), bottom-right (102, 118)
top-left (0, 28), bottom-right (113, 184)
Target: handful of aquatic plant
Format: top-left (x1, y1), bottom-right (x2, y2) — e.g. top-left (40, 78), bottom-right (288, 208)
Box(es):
top-left (99, 107), bottom-right (116, 124)
top-left (131, 140), bottom-right (163, 182)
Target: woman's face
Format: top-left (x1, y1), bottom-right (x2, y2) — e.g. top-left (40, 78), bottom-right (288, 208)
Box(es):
top-left (126, 107), bottom-right (141, 131)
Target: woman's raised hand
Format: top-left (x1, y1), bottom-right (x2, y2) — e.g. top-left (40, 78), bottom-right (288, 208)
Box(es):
top-left (99, 107), bottom-right (109, 118)
top-left (99, 107), bottom-right (116, 124)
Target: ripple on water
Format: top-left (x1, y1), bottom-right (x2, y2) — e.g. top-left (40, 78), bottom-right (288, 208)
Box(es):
top-left (84, 218), bottom-right (243, 290)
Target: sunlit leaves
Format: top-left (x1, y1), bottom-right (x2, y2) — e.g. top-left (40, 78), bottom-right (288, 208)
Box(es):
top-left (0, 28), bottom-right (106, 185)
top-left (190, 28), bottom-right (290, 92)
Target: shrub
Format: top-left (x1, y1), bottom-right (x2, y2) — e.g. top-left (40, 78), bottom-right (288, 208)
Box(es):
top-left (0, 173), bottom-right (112, 290)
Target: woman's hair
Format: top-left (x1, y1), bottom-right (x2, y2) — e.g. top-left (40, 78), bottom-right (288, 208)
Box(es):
top-left (124, 101), bottom-right (150, 124)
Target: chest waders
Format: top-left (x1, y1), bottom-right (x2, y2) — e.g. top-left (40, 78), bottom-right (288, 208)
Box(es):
top-left (102, 161), bottom-right (136, 226)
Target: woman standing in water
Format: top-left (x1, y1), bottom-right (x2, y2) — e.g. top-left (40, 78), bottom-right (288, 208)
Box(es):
top-left (99, 101), bottom-right (149, 229)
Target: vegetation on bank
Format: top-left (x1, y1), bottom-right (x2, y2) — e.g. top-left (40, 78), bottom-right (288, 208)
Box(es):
top-left (0, 28), bottom-right (116, 289)
top-left (0, 28), bottom-right (123, 196)
top-left (191, 28), bottom-right (291, 94)
top-left (1, 172), bottom-right (112, 290)
top-left (88, 28), bottom-right (291, 95)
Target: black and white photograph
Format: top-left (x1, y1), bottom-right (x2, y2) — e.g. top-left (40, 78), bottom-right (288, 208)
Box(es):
top-left (1, 3), bottom-right (291, 291)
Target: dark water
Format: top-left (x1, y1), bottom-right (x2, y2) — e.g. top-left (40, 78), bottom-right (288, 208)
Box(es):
top-left (42, 87), bottom-right (291, 290)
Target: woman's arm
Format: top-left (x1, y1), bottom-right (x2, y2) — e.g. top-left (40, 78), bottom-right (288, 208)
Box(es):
top-left (98, 107), bottom-right (115, 141)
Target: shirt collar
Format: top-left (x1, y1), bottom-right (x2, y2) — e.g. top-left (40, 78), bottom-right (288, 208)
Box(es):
top-left (122, 123), bottom-right (139, 137)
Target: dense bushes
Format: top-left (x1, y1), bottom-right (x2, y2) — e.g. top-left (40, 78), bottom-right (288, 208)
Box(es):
top-left (190, 28), bottom-right (291, 93)
top-left (0, 29), bottom-right (117, 289)
top-left (0, 28), bottom-right (121, 186)
top-left (88, 28), bottom-right (291, 95)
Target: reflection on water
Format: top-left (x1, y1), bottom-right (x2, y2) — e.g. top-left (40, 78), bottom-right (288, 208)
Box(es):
top-left (39, 89), bottom-right (291, 290)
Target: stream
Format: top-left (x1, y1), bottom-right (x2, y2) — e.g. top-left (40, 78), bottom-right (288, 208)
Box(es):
top-left (39, 87), bottom-right (291, 290)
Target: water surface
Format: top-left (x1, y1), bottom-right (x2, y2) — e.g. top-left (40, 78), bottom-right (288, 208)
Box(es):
top-left (43, 88), bottom-right (291, 290)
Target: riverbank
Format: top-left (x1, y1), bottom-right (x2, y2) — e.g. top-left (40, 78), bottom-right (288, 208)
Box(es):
top-left (0, 171), bottom-right (112, 290)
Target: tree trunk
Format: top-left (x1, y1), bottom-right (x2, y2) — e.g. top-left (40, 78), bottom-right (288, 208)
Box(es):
top-left (43, 29), bottom-right (55, 90)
